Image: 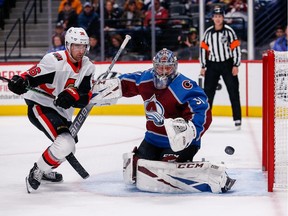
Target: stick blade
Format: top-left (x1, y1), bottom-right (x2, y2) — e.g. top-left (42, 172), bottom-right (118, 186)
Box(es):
top-left (65, 153), bottom-right (90, 179)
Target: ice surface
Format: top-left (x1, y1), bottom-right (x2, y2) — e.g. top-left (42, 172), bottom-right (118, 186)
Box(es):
top-left (0, 116), bottom-right (287, 216)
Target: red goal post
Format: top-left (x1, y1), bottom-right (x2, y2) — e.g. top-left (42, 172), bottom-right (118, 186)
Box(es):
top-left (262, 50), bottom-right (288, 192)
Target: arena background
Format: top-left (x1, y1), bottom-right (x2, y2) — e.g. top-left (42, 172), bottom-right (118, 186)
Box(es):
top-left (0, 0), bottom-right (287, 117)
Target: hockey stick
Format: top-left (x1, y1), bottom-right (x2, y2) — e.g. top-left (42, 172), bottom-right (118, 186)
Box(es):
top-left (64, 34), bottom-right (131, 177)
top-left (0, 76), bottom-right (89, 178)
top-left (0, 76), bottom-right (55, 99)
top-left (70, 35), bottom-right (131, 132)
top-left (0, 35), bottom-right (131, 179)
top-left (69, 34), bottom-right (131, 137)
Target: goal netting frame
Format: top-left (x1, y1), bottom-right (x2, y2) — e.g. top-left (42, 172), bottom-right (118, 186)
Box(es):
top-left (262, 50), bottom-right (288, 192)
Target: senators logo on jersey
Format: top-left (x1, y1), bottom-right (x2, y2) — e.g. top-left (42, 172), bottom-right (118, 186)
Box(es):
top-left (65, 78), bottom-right (76, 88)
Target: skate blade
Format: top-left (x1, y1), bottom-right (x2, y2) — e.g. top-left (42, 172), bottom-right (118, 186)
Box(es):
top-left (25, 177), bottom-right (33, 194)
top-left (228, 178), bottom-right (236, 190)
top-left (41, 179), bottom-right (64, 184)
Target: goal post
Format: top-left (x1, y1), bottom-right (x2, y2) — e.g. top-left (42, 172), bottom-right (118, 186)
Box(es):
top-left (262, 50), bottom-right (288, 192)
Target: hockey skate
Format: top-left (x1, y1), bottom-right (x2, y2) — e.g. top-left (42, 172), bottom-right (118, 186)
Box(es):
top-left (234, 120), bottom-right (241, 130)
top-left (221, 176), bottom-right (236, 193)
top-left (25, 163), bottom-right (44, 193)
top-left (42, 171), bottom-right (63, 183)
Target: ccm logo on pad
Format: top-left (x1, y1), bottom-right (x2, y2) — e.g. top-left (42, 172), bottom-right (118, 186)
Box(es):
top-left (177, 163), bottom-right (204, 169)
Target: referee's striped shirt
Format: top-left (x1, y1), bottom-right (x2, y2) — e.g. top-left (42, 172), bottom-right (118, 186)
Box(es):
top-left (200, 24), bottom-right (241, 68)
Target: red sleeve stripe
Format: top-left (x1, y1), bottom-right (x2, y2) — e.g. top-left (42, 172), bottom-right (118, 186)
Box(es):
top-left (38, 84), bottom-right (55, 95)
top-left (20, 72), bottom-right (29, 78)
top-left (87, 91), bottom-right (92, 102)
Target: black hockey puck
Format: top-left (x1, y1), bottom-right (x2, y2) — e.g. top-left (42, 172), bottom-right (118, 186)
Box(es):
top-left (225, 146), bottom-right (235, 155)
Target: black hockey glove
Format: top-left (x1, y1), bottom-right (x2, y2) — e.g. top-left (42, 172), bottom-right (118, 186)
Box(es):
top-left (55, 87), bottom-right (80, 109)
top-left (8, 75), bottom-right (29, 95)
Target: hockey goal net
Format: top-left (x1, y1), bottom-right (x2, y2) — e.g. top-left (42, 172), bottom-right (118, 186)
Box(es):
top-left (262, 50), bottom-right (288, 192)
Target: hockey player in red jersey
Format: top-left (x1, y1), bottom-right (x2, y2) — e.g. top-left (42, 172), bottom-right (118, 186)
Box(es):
top-left (8, 27), bottom-right (96, 193)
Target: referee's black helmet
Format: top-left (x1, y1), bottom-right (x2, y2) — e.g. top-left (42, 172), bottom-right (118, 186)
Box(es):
top-left (212, 7), bottom-right (225, 16)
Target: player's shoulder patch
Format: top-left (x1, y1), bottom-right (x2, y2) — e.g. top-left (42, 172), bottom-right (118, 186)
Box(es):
top-left (182, 80), bottom-right (193, 90)
top-left (52, 52), bottom-right (63, 61)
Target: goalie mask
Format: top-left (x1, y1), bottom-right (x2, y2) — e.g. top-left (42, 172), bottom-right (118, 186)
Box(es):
top-left (65, 27), bottom-right (90, 59)
top-left (152, 48), bottom-right (178, 89)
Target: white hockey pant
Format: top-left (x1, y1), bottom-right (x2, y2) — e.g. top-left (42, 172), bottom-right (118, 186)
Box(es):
top-left (37, 132), bottom-right (76, 172)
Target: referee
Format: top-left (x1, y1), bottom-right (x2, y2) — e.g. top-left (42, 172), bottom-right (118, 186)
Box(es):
top-left (199, 7), bottom-right (242, 129)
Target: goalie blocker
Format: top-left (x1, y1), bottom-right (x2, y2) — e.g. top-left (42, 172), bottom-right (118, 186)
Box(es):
top-left (123, 152), bottom-right (236, 193)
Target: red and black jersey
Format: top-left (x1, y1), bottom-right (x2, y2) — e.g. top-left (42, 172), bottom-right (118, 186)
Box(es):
top-left (22, 50), bottom-right (96, 121)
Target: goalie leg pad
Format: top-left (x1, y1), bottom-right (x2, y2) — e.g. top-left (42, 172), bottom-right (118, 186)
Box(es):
top-left (136, 159), bottom-right (196, 193)
top-left (123, 152), bottom-right (135, 185)
top-left (136, 159), bottom-right (235, 193)
top-left (123, 150), bottom-right (139, 185)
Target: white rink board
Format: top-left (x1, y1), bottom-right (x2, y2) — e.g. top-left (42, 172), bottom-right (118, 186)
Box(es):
top-left (0, 61), bottom-right (262, 106)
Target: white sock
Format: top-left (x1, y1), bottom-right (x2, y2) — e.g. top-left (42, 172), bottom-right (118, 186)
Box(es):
top-left (36, 157), bottom-right (53, 173)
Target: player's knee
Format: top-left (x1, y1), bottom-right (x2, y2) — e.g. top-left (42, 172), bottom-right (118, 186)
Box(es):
top-left (49, 132), bottom-right (76, 160)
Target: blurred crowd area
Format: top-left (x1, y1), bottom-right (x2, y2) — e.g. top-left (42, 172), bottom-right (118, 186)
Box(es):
top-left (1, 0), bottom-right (287, 61)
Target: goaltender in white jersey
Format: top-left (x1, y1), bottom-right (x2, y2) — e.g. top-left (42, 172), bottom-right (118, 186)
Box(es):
top-left (8, 27), bottom-right (99, 193)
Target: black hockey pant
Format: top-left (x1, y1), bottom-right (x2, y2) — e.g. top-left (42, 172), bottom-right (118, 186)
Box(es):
top-left (204, 59), bottom-right (241, 121)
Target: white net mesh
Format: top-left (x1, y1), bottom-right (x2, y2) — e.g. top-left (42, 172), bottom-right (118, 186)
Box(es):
top-left (274, 51), bottom-right (288, 190)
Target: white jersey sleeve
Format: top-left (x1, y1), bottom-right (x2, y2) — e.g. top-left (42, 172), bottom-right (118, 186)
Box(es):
top-left (23, 51), bottom-right (95, 121)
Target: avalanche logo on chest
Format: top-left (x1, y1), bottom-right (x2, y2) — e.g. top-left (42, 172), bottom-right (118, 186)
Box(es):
top-left (144, 94), bottom-right (165, 126)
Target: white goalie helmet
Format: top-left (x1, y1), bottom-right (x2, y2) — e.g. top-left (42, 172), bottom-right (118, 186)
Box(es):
top-left (152, 48), bottom-right (178, 89)
top-left (65, 27), bottom-right (90, 54)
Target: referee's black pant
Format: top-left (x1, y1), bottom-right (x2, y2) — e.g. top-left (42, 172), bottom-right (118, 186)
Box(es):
top-left (204, 59), bottom-right (241, 121)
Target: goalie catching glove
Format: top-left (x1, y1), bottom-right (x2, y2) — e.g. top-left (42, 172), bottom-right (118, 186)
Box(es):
top-left (90, 72), bottom-right (122, 106)
top-left (96, 71), bottom-right (120, 81)
top-left (164, 118), bottom-right (196, 152)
